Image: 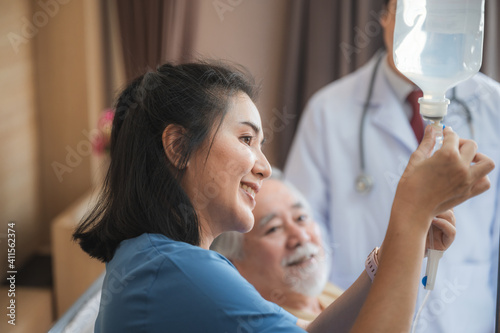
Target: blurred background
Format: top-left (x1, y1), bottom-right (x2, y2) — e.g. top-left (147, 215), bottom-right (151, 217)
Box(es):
top-left (0, 0), bottom-right (499, 331)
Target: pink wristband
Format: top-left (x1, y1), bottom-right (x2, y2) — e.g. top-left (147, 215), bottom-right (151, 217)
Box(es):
top-left (365, 247), bottom-right (380, 282)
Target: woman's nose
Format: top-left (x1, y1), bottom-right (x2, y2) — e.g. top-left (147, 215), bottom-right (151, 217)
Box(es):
top-left (254, 149), bottom-right (272, 180)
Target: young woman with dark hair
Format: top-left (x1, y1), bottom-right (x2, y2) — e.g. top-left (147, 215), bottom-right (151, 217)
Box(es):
top-left (74, 62), bottom-right (257, 261)
top-left (73, 61), bottom-right (494, 332)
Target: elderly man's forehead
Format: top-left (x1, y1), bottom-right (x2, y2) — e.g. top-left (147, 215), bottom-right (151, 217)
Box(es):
top-left (272, 178), bottom-right (308, 202)
top-left (260, 179), bottom-right (303, 204)
top-left (257, 200), bottom-right (305, 227)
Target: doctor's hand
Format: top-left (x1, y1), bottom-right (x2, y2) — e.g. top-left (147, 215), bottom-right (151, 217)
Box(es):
top-left (394, 125), bottom-right (495, 230)
top-left (426, 209), bottom-right (456, 252)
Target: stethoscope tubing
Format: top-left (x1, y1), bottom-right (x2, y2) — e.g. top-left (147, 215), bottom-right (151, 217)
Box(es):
top-left (359, 53), bottom-right (385, 174)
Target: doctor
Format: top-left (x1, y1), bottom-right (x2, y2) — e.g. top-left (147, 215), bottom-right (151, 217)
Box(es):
top-left (285, 0), bottom-right (500, 332)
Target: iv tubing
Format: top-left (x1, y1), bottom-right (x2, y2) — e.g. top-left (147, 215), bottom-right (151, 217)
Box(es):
top-left (411, 290), bottom-right (432, 333)
top-left (411, 224), bottom-right (436, 332)
top-left (410, 112), bottom-right (446, 331)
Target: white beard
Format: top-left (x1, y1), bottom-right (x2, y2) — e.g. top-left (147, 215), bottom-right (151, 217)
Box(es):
top-left (282, 242), bottom-right (330, 297)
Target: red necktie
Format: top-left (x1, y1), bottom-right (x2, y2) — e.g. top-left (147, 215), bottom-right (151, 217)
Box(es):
top-left (407, 90), bottom-right (424, 143)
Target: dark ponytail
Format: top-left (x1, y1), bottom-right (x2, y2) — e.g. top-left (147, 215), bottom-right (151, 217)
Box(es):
top-left (73, 61), bottom-right (257, 262)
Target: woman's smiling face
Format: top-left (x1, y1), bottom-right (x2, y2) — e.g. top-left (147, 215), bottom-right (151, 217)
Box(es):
top-left (182, 92), bottom-right (272, 248)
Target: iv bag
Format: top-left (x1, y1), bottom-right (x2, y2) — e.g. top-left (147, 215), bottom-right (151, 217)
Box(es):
top-left (393, 0), bottom-right (485, 107)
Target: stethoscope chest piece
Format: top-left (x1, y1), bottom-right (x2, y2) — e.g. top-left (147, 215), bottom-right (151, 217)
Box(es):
top-left (355, 173), bottom-right (374, 194)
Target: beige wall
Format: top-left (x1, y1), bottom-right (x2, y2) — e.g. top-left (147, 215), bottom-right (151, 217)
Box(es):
top-left (35, 0), bottom-right (92, 245)
top-left (0, 0), bottom-right (289, 281)
top-left (0, 0), bottom-right (110, 278)
top-left (0, 0), bottom-right (40, 276)
top-left (193, 0), bottom-right (290, 166)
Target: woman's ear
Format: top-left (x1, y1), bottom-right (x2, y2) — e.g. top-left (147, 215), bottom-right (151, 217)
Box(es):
top-left (162, 124), bottom-right (188, 169)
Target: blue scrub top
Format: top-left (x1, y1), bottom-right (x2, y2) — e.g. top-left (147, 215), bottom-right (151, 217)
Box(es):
top-left (94, 233), bottom-right (304, 332)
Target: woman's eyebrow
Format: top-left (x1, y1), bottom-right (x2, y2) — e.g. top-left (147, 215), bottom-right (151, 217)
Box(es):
top-left (240, 121), bottom-right (261, 134)
top-left (240, 121), bottom-right (266, 146)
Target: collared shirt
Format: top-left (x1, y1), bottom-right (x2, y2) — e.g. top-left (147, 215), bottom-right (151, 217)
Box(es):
top-left (282, 282), bottom-right (343, 322)
top-left (381, 54), bottom-right (417, 121)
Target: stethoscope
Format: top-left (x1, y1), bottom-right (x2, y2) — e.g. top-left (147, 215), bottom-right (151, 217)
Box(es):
top-left (355, 53), bottom-right (475, 194)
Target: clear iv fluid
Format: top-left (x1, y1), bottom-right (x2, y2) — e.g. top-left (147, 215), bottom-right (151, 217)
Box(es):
top-left (399, 33), bottom-right (481, 100)
top-left (394, 0), bottom-right (485, 101)
top-left (432, 126), bottom-right (444, 155)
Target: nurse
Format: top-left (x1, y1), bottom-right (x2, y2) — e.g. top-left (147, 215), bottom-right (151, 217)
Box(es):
top-left (285, 0), bottom-right (500, 331)
top-left (74, 61), bottom-right (494, 332)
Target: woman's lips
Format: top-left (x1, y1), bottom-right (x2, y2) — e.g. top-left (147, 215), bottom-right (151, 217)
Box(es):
top-left (240, 184), bottom-right (256, 207)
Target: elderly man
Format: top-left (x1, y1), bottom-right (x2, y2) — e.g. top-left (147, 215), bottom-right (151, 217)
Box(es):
top-left (211, 170), bottom-right (343, 321)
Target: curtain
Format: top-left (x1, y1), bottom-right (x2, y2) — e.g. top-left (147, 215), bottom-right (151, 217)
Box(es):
top-left (277, 0), bottom-right (386, 168)
top-left (116, 0), bottom-right (199, 82)
top-left (483, 0), bottom-right (500, 81)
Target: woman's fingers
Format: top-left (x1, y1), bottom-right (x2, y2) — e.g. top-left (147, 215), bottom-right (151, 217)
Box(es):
top-left (440, 126), bottom-right (459, 152)
top-left (438, 129), bottom-right (476, 165)
top-left (469, 153), bottom-right (495, 196)
top-left (412, 125), bottom-right (437, 162)
top-left (471, 152), bottom-right (496, 177)
top-left (431, 218), bottom-right (456, 250)
top-left (438, 132), bottom-right (493, 202)
top-left (470, 176), bottom-right (492, 197)
top-left (429, 210), bottom-right (457, 250)
top-left (458, 138), bottom-right (478, 164)
top-left (435, 209), bottom-right (455, 227)
top-left (399, 125), bottom-right (494, 223)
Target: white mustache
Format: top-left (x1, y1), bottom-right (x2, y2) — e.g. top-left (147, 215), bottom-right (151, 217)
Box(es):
top-left (281, 243), bottom-right (320, 267)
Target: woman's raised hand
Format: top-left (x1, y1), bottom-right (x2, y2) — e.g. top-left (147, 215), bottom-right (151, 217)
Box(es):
top-left (393, 126), bottom-right (495, 231)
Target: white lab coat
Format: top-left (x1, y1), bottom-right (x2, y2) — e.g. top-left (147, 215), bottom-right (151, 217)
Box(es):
top-left (285, 54), bottom-right (500, 333)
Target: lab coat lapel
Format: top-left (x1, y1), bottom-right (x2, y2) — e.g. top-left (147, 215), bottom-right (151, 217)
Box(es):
top-left (444, 79), bottom-right (478, 138)
top-left (360, 75), bottom-right (419, 153)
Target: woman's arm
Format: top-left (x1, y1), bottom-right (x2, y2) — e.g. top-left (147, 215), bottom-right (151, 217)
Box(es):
top-left (350, 207), bottom-right (429, 332)
top-left (304, 210), bottom-right (454, 332)
top-left (306, 126), bottom-right (494, 333)
top-left (304, 267), bottom-right (372, 332)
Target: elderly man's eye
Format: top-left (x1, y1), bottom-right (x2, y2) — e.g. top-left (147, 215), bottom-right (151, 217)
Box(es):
top-left (265, 226), bottom-right (281, 235)
top-left (297, 215), bottom-right (308, 222)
